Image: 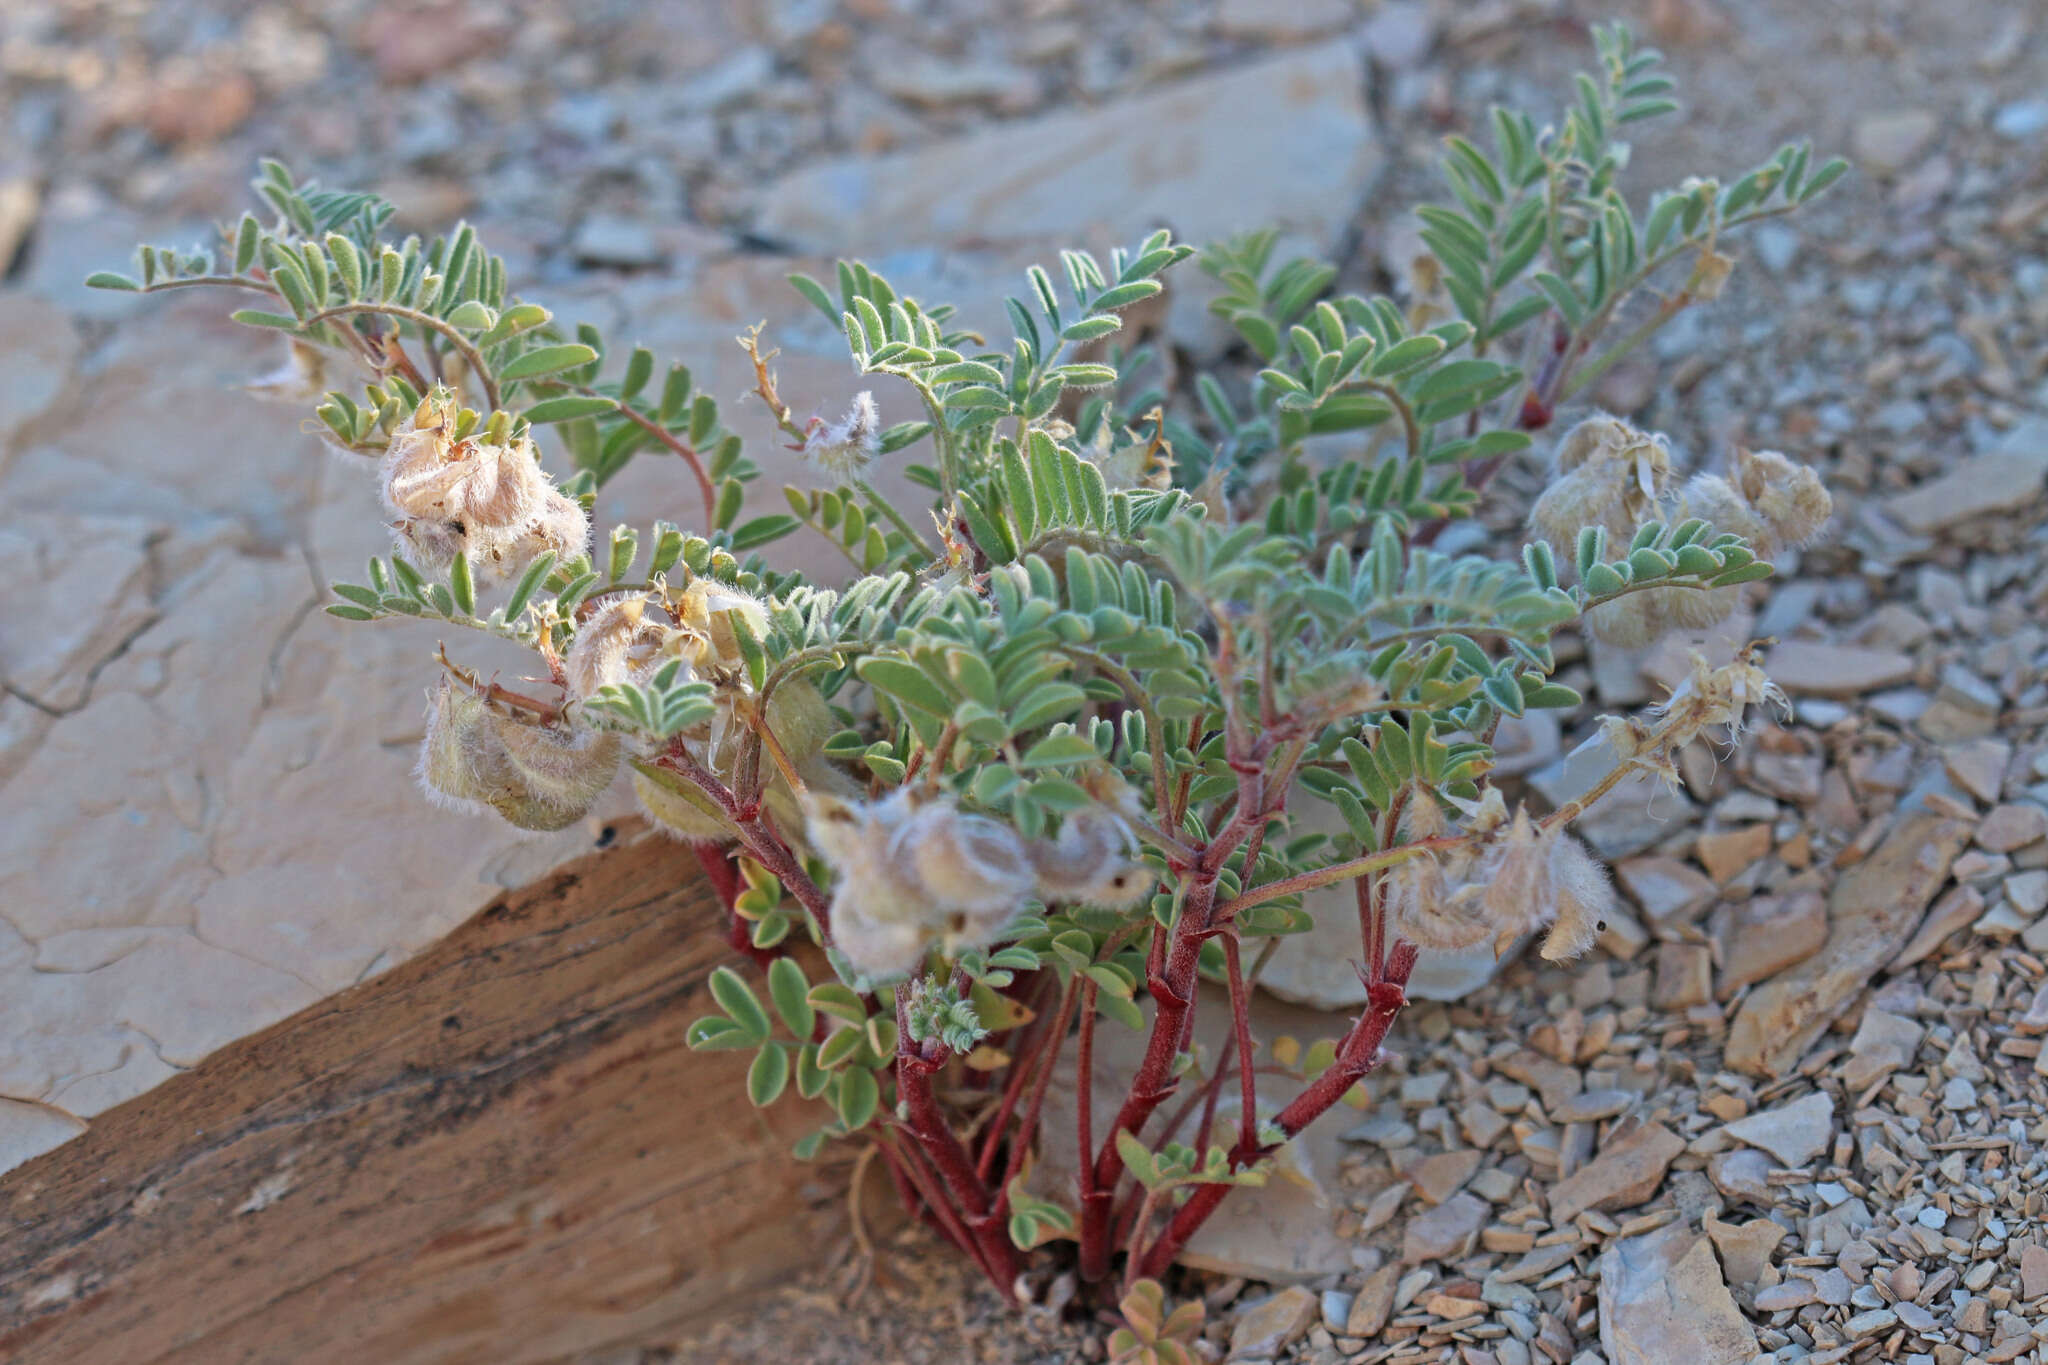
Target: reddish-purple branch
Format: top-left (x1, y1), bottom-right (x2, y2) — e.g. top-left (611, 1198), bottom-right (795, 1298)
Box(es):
top-left (1133, 943), bottom-right (1418, 1280)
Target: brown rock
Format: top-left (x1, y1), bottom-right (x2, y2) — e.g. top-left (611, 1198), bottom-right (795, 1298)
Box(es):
top-left (1402, 1192), bottom-right (1488, 1263)
top-left (1725, 814), bottom-right (1970, 1075)
top-left (2021, 1244), bottom-right (2048, 1301)
top-left (143, 69), bottom-right (257, 146)
top-left (1229, 1285), bottom-right (1318, 1360)
top-left (1616, 856), bottom-right (1717, 928)
top-left (1715, 891), bottom-right (1827, 997)
top-left (1344, 1262), bottom-right (1400, 1336)
top-left (1653, 943), bottom-right (1713, 1009)
top-left (1403, 1148), bottom-right (1482, 1205)
top-left (1547, 1119), bottom-right (1685, 1224)
top-left (1977, 803), bottom-right (2048, 853)
top-left (1763, 642), bottom-right (1915, 697)
top-left (1704, 1214), bottom-right (1787, 1287)
top-left (1890, 884), bottom-right (1985, 971)
top-left (1696, 825), bottom-right (1772, 883)
top-left (1599, 1224), bottom-right (1758, 1365)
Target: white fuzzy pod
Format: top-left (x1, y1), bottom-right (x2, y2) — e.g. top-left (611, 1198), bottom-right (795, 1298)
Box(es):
top-left (1029, 808), bottom-right (1151, 909)
top-left (495, 718), bottom-right (620, 816)
top-left (894, 802), bottom-right (1036, 917)
top-left (1538, 834), bottom-right (1614, 961)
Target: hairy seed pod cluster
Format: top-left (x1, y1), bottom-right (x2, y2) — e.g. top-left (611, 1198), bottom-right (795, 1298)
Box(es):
top-left (804, 793), bottom-right (1150, 979)
top-left (1383, 792), bottom-right (1616, 964)
top-left (381, 390), bottom-right (588, 579)
top-left (1532, 415), bottom-right (1831, 648)
top-left (1529, 414), bottom-right (1673, 562)
top-left (1027, 807), bottom-right (1154, 910)
top-left (595, 579), bottom-right (845, 844)
top-left (416, 679), bottom-right (620, 832)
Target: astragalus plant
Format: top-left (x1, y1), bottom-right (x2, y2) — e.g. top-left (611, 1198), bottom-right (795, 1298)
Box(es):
top-left (96, 24), bottom-right (1840, 1298)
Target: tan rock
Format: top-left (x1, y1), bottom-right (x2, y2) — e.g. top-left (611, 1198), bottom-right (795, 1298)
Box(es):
top-left (1402, 1191), bottom-right (1488, 1263)
top-left (1890, 884), bottom-right (1985, 971)
top-left (758, 39), bottom-right (1381, 265)
top-left (1599, 1223), bottom-right (1758, 1365)
top-left (1978, 803), bottom-right (2048, 853)
top-left (1402, 1148), bottom-right (1482, 1205)
top-left (1725, 814), bottom-right (1969, 1075)
top-left (1344, 1262), bottom-right (1400, 1337)
top-left (1547, 1118), bottom-right (1685, 1223)
top-left (1229, 1285), bottom-right (1318, 1359)
top-left (1763, 642), bottom-right (1915, 697)
top-left (1616, 855), bottom-right (1717, 928)
top-left (1943, 738), bottom-right (2012, 805)
top-left (1851, 108), bottom-right (1939, 173)
top-left (1715, 891), bottom-right (1827, 997)
top-left (1721, 1091), bottom-right (1833, 1167)
top-left (2020, 1243), bottom-right (2048, 1300)
top-left (1886, 452), bottom-right (2048, 534)
top-left (1704, 1213), bottom-right (1787, 1286)
top-left (1696, 824), bottom-right (1771, 883)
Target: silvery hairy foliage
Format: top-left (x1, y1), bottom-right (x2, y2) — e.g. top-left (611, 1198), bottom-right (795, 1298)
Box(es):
top-left (95, 24), bottom-right (1843, 1297)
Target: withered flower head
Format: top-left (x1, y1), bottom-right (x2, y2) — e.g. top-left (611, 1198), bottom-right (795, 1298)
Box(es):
top-left (801, 391), bottom-right (881, 479)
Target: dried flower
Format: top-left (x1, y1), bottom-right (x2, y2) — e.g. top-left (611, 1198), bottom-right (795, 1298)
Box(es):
top-left (801, 391), bottom-right (881, 479)
top-left (1732, 446), bottom-right (1831, 551)
top-left (1652, 644), bottom-right (1789, 752)
top-left (566, 594), bottom-right (690, 703)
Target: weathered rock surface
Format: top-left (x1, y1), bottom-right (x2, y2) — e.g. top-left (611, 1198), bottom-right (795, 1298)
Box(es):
top-left (757, 40), bottom-right (1381, 264)
top-left (1725, 814), bottom-right (1969, 1075)
top-left (1598, 1223), bottom-right (1758, 1365)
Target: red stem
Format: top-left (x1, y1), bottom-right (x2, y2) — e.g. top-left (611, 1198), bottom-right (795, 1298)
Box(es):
top-left (1132, 942), bottom-right (1418, 1280)
top-left (1222, 934), bottom-right (1259, 1152)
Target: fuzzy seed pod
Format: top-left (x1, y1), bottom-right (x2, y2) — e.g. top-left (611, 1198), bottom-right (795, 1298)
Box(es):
top-left (763, 679), bottom-right (833, 766)
top-left (830, 890), bottom-right (931, 980)
top-left (893, 802), bottom-right (1037, 918)
top-left (495, 717), bottom-right (621, 814)
top-left (1676, 473), bottom-right (1769, 549)
top-left (416, 680), bottom-right (519, 818)
top-left (631, 766), bottom-right (735, 844)
top-left (1538, 834), bottom-right (1614, 962)
top-left (1385, 797), bottom-right (1490, 951)
top-left (415, 681), bottom-right (588, 832)
top-left (1733, 447), bottom-right (1831, 551)
top-left (1029, 808), bottom-right (1152, 909)
top-left (1581, 595), bottom-right (1662, 648)
top-left (1476, 807), bottom-right (1548, 936)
